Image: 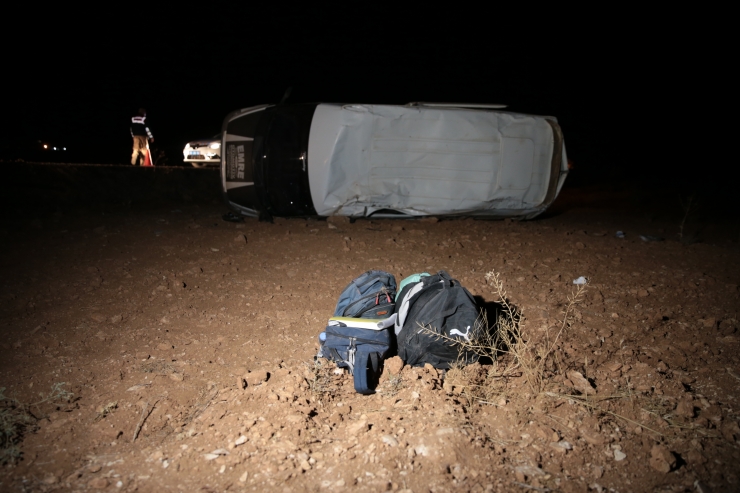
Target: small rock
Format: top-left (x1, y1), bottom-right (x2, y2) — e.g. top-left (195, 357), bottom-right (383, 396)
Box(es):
top-left (65, 471), bottom-right (83, 483)
top-left (551, 440), bottom-right (572, 451)
top-left (592, 465), bottom-right (604, 479)
top-left (127, 383), bottom-right (150, 392)
top-left (157, 343), bottom-right (173, 351)
top-left (581, 431), bottom-right (604, 445)
top-left (435, 428), bottom-right (454, 436)
top-left (567, 370), bottom-right (596, 395)
top-left (721, 420), bottom-right (740, 442)
top-left (110, 314), bottom-right (122, 324)
top-left (88, 477), bottom-right (109, 489)
top-left (300, 459), bottom-right (311, 471)
top-left (169, 372), bottom-right (184, 382)
top-left (90, 313), bottom-right (106, 323)
top-left (411, 391), bottom-right (420, 399)
top-left (235, 435), bottom-right (248, 446)
top-left (649, 444), bottom-right (676, 472)
top-left (719, 319), bottom-right (736, 335)
top-left (246, 369), bottom-right (269, 386)
top-left (347, 419), bottom-right (368, 434)
top-left (239, 471), bottom-right (249, 482)
top-left (414, 444), bottom-right (431, 457)
top-left (327, 216), bottom-right (350, 225)
top-left (514, 465), bottom-right (545, 478)
top-left (234, 234), bottom-right (247, 243)
top-left (384, 356), bottom-right (404, 375)
top-left (613, 450), bottom-right (626, 461)
top-left (42, 474), bottom-right (58, 485)
top-left (382, 435), bottom-right (399, 447)
top-left (148, 450), bottom-right (164, 462)
top-left (687, 449), bottom-right (706, 465)
top-left (694, 480), bottom-right (712, 493)
top-left (237, 376), bottom-right (247, 390)
top-left (203, 454), bottom-right (220, 461)
top-left (675, 398), bottom-right (695, 418)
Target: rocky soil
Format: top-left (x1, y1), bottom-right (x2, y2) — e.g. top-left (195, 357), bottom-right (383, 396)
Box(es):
top-left (1, 172), bottom-right (739, 492)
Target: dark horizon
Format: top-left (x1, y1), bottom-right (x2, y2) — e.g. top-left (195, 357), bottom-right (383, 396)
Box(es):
top-left (2, 9), bottom-right (721, 190)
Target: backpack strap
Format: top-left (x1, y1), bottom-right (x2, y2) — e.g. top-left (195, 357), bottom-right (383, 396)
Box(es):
top-left (394, 280), bottom-right (428, 335)
top-left (353, 349), bottom-right (380, 395)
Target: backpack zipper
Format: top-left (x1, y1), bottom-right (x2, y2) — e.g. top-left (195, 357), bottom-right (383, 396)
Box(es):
top-left (325, 328), bottom-right (388, 346)
top-left (342, 288), bottom-right (394, 317)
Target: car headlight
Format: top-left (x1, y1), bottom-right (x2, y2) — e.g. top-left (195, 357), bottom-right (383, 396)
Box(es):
top-left (210, 143), bottom-right (221, 149)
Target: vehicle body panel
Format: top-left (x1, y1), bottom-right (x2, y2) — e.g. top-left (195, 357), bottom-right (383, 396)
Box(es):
top-left (307, 104), bottom-right (567, 218)
top-left (221, 103), bottom-right (568, 219)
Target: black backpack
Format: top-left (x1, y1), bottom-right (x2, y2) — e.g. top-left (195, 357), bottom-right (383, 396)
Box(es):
top-left (394, 271), bottom-right (480, 369)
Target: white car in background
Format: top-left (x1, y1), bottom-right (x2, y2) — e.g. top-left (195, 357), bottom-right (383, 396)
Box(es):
top-left (183, 134), bottom-right (221, 167)
top-left (220, 103), bottom-right (568, 220)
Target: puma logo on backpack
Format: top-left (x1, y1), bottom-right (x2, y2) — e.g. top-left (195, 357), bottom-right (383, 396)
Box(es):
top-left (394, 271), bottom-right (480, 369)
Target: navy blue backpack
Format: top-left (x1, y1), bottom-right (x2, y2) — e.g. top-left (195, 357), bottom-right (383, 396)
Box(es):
top-left (318, 270), bottom-right (397, 394)
top-left (334, 270), bottom-right (396, 319)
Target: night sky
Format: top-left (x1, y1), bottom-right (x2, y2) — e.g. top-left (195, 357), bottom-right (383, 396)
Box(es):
top-left (2, 8), bottom-right (711, 188)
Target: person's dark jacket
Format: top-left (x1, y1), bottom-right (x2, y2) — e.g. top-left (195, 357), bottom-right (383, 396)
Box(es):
top-left (130, 116), bottom-right (153, 139)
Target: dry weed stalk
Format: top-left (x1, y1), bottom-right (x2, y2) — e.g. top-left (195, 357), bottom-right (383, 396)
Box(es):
top-left (545, 391), bottom-right (664, 437)
top-left (133, 398), bottom-right (160, 442)
top-left (419, 307), bottom-right (520, 405)
top-left (422, 270), bottom-right (587, 398)
top-left (486, 270), bottom-right (587, 393)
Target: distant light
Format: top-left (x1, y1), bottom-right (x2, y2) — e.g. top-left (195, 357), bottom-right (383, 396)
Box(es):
top-left (210, 143), bottom-right (220, 149)
top-left (43, 144), bottom-right (48, 149)
top-left (63, 147), bottom-right (67, 151)
top-left (53, 147), bottom-right (57, 150)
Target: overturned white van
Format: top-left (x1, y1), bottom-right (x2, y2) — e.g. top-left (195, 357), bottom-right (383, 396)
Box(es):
top-left (221, 103), bottom-right (568, 220)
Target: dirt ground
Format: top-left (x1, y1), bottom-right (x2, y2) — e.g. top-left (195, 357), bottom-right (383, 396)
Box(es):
top-left (1, 167), bottom-right (739, 492)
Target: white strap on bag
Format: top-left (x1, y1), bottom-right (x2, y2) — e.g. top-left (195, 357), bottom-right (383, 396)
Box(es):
top-left (394, 281), bottom-right (427, 336)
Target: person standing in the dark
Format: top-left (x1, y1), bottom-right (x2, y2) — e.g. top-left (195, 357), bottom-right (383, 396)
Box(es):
top-left (130, 108), bottom-right (154, 165)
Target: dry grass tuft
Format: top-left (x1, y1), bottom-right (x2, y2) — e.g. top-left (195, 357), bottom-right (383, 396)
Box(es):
top-left (1, 383), bottom-right (73, 464)
top-left (304, 358), bottom-right (335, 396)
top-left (421, 269), bottom-right (587, 401)
top-left (140, 360), bottom-right (176, 374)
top-left (378, 373), bottom-right (404, 397)
top-left (486, 270), bottom-right (588, 393)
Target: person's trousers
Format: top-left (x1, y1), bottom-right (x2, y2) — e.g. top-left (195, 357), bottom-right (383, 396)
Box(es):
top-left (131, 135), bottom-right (149, 165)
